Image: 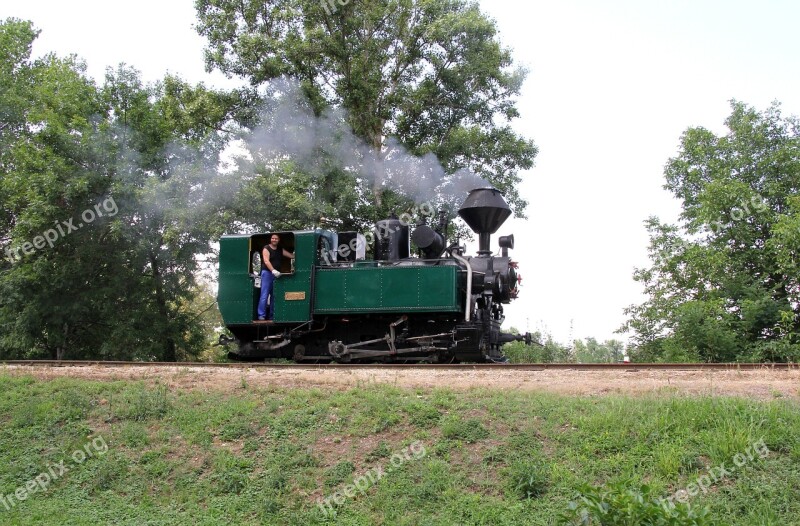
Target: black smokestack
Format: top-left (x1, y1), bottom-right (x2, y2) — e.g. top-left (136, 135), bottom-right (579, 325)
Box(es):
top-left (457, 188), bottom-right (511, 255)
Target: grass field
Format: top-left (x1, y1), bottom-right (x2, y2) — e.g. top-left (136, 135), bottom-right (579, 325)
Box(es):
top-left (0, 372), bottom-right (798, 525)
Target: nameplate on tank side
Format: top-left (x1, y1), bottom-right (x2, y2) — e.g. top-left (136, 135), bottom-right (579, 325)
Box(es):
top-left (285, 292), bottom-right (306, 301)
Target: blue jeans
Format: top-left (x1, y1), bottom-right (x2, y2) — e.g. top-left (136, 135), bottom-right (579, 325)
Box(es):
top-left (257, 269), bottom-right (275, 320)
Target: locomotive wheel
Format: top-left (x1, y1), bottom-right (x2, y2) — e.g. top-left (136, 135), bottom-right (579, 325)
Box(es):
top-left (293, 344), bottom-right (306, 362)
top-left (328, 341), bottom-right (351, 363)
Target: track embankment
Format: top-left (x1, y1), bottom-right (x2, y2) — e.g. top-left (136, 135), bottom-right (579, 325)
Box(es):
top-left (2, 361), bottom-right (798, 399)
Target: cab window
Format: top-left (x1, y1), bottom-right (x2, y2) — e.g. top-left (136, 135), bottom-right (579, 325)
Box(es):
top-left (251, 233), bottom-right (295, 273)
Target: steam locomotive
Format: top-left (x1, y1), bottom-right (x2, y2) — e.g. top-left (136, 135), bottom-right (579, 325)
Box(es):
top-left (217, 188), bottom-right (530, 362)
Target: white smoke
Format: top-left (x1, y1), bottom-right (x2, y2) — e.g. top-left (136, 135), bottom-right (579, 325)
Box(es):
top-left (246, 77), bottom-right (490, 205)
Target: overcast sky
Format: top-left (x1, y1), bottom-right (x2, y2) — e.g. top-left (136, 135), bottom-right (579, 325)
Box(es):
top-left (4, 0), bottom-right (800, 344)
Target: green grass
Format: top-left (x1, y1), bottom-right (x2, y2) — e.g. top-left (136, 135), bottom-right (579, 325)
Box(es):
top-left (0, 373), bottom-right (798, 525)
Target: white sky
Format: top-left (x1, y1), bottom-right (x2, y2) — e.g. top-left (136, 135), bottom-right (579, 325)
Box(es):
top-left (4, 0), bottom-right (800, 344)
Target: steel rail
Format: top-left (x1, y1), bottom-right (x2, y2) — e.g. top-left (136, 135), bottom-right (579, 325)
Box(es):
top-left (1, 360), bottom-right (798, 371)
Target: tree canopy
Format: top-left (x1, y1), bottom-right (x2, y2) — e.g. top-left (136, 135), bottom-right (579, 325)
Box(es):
top-left (622, 101), bottom-right (800, 362)
top-left (195, 0), bottom-right (537, 229)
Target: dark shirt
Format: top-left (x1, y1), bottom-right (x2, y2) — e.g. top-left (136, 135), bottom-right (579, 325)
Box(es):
top-left (262, 245), bottom-right (283, 272)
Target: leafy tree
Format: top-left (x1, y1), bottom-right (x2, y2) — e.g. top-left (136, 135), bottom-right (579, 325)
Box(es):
top-left (622, 102), bottom-right (800, 362)
top-left (0, 18), bottom-right (113, 359)
top-left (0, 20), bottom-right (239, 360)
top-left (195, 0), bottom-right (536, 230)
top-left (0, 19), bottom-right (42, 246)
top-left (79, 66), bottom-right (243, 361)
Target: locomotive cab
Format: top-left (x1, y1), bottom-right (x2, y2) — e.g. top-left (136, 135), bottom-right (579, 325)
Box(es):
top-left (218, 230), bottom-right (329, 327)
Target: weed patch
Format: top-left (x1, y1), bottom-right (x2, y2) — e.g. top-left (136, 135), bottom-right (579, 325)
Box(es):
top-left (114, 383), bottom-right (171, 421)
top-left (441, 416), bottom-right (490, 443)
top-left (505, 457), bottom-right (550, 499)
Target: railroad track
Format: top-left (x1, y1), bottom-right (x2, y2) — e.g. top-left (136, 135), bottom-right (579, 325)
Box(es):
top-left (1, 360), bottom-right (798, 371)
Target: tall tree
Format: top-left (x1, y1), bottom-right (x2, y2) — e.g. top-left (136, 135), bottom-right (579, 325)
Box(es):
top-left (0, 18), bottom-right (39, 250)
top-left (0, 18), bottom-right (114, 359)
top-left (82, 66), bottom-right (241, 361)
top-left (0, 19), bottom-right (239, 360)
top-left (195, 0), bottom-right (536, 227)
top-left (622, 102), bottom-right (800, 362)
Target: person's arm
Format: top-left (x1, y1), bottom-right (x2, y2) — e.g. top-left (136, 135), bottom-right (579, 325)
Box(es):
top-left (262, 248), bottom-right (276, 272)
top-left (283, 248), bottom-right (295, 259)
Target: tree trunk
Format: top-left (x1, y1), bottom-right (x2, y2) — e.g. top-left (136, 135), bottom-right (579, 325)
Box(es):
top-left (150, 251), bottom-right (177, 362)
top-left (55, 323), bottom-right (69, 360)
